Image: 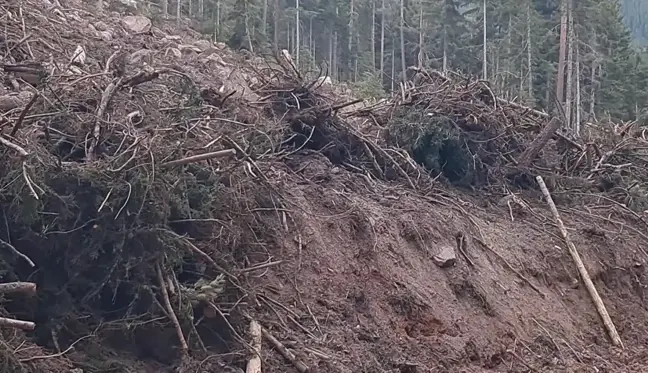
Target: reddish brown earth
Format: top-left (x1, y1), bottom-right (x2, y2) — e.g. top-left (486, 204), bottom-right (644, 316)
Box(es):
top-left (249, 153), bottom-right (648, 373)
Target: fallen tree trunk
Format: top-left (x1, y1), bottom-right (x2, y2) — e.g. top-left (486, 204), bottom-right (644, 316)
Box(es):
top-left (0, 282), bottom-right (36, 296)
top-left (0, 317), bottom-right (35, 330)
top-left (517, 117), bottom-right (562, 167)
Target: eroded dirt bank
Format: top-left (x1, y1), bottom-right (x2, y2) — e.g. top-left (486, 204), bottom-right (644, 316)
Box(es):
top-left (253, 154), bottom-right (648, 373)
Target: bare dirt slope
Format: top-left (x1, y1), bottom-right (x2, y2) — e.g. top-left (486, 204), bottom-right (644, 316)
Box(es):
top-left (1, 0), bottom-right (648, 373)
top-left (253, 153), bottom-right (648, 373)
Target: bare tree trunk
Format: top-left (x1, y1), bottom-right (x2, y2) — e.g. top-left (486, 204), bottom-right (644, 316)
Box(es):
top-left (355, 30), bottom-right (360, 82)
top-left (505, 13), bottom-right (512, 88)
top-left (482, 0), bottom-right (487, 80)
top-left (556, 0), bottom-right (568, 106)
top-left (575, 41), bottom-right (581, 135)
top-left (310, 16), bottom-right (315, 69)
top-left (494, 50), bottom-right (499, 90)
top-left (565, 0), bottom-right (574, 129)
top-left (329, 30), bottom-right (334, 77)
top-left (380, 0), bottom-right (385, 79)
top-left (262, 0), bottom-right (267, 36)
top-left (333, 6), bottom-right (339, 80)
top-left (391, 43), bottom-right (395, 91)
top-left (214, 0), bottom-right (221, 40)
top-left (443, 27), bottom-right (448, 72)
top-left (188, 0), bottom-right (192, 18)
top-left (198, 0), bottom-right (203, 21)
top-left (162, 0), bottom-right (168, 16)
top-left (349, 0), bottom-right (355, 80)
top-left (417, 2), bottom-right (424, 69)
top-left (518, 117), bottom-right (562, 167)
top-left (526, 1), bottom-right (533, 103)
top-left (589, 64), bottom-right (596, 119)
top-left (399, 0), bottom-right (406, 82)
top-left (296, 0), bottom-right (300, 68)
top-left (242, 0), bottom-right (254, 53)
top-left (372, 0), bottom-right (377, 72)
top-left (588, 32), bottom-right (598, 121)
top-left (176, 0), bottom-right (181, 25)
top-left (520, 62), bottom-right (524, 96)
top-left (273, 0), bottom-right (279, 50)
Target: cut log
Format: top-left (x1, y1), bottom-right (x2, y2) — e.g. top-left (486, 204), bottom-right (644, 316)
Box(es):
top-left (0, 317), bottom-right (35, 330)
top-left (0, 282), bottom-right (36, 296)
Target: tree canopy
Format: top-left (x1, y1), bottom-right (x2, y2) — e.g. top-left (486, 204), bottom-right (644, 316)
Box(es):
top-left (168, 0), bottom-right (648, 125)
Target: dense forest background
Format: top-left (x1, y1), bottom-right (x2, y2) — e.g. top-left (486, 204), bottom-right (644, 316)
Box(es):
top-left (623, 0), bottom-right (648, 45)
top-left (147, 0), bottom-right (648, 131)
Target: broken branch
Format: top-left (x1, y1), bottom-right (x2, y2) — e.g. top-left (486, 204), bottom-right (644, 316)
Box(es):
top-left (0, 237), bottom-right (35, 267)
top-left (246, 320), bottom-right (262, 373)
top-left (262, 327), bottom-right (309, 373)
top-left (159, 149), bottom-right (236, 168)
top-left (517, 117), bottom-right (562, 167)
top-left (536, 175), bottom-right (623, 348)
top-left (0, 136), bottom-right (28, 157)
top-left (87, 77), bottom-right (122, 161)
top-left (155, 263), bottom-right (189, 356)
top-left (9, 91), bottom-right (40, 137)
top-left (473, 236), bottom-right (544, 297)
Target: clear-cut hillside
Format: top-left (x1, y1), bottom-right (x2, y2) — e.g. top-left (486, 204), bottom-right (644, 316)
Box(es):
top-left (0, 1), bottom-right (647, 372)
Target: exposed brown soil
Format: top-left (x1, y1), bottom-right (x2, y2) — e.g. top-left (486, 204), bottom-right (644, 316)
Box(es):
top-left (1, 0), bottom-right (648, 373)
top-left (249, 153), bottom-right (648, 373)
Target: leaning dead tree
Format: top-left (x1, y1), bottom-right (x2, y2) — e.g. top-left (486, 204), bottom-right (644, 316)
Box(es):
top-left (517, 117), bottom-right (562, 167)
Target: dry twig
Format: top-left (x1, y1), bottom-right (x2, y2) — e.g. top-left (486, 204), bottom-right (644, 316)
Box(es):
top-left (473, 236), bottom-right (545, 297)
top-left (159, 149), bottom-right (236, 168)
top-left (156, 263), bottom-right (189, 356)
top-left (262, 327), bottom-right (310, 373)
top-left (0, 136), bottom-right (28, 157)
top-left (0, 237), bottom-right (35, 267)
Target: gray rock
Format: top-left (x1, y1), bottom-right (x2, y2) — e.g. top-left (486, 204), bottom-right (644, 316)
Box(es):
top-left (121, 15), bottom-right (151, 34)
top-left (94, 21), bottom-right (109, 31)
top-left (194, 39), bottom-right (212, 52)
top-left (433, 245), bottom-right (456, 268)
top-left (128, 49), bottom-right (153, 64)
top-left (99, 31), bottom-right (113, 41)
top-left (166, 48), bottom-right (182, 59)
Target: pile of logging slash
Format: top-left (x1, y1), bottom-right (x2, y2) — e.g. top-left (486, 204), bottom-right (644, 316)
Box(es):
top-left (0, 0), bottom-right (644, 370)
